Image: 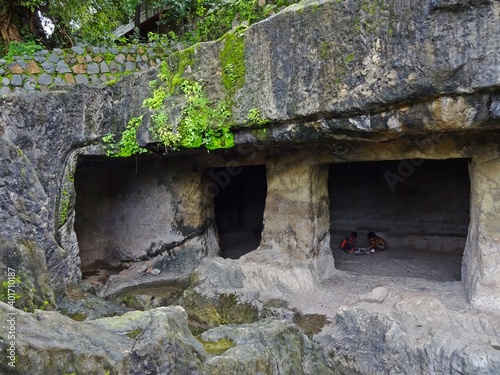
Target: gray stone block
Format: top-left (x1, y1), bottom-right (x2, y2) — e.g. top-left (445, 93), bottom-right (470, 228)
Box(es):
top-left (71, 46), bottom-right (85, 55)
top-left (23, 81), bottom-right (36, 91)
top-left (87, 63), bottom-right (100, 74)
top-left (0, 59), bottom-right (6, 66)
top-left (109, 61), bottom-right (118, 72)
top-left (2, 77), bottom-right (10, 85)
top-left (16, 59), bottom-right (27, 69)
top-left (100, 62), bottom-right (110, 73)
top-left (0, 86), bottom-right (11, 95)
top-left (115, 54), bottom-right (126, 64)
top-left (42, 61), bottom-right (55, 73)
top-left (0, 68), bottom-right (4, 75)
top-left (125, 61), bottom-right (136, 71)
top-left (11, 75), bottom-right (22, 86)
top-left (54, 77), bottom-right (65, 85)
top-left (56, 60), bottom-right (71, 73)
top-left (75, 75), bottom-right (89, 84)
top-left (38, 74), bottom-right (53, 86)
top-left (90, 75), bottom-right (101, 85)
top-left (48, 53), bottom-right (60, 63)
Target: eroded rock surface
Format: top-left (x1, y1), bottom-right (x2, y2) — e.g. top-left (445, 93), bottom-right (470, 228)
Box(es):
top-left (0, 302), bottom-right (331, 375)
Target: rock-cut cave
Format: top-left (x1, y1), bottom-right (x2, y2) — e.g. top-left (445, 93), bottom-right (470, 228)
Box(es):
top-left (329, 158), bottom-right (470, 281)
top-left (74, 155), bottom-right (469, 284)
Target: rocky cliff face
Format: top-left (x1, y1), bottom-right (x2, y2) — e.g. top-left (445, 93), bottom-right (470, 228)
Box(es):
top-left (1, 0), bottom-right (500, 374)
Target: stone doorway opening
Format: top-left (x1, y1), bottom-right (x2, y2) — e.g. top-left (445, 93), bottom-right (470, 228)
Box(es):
top-left (328, 158), bottom-right (470, 281)
top-left (212, 165), bottom-right (267, 259)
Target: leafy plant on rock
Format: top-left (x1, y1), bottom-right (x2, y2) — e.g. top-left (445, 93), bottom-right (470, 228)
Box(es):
top-left (102, 116), bottom-right (150, 157)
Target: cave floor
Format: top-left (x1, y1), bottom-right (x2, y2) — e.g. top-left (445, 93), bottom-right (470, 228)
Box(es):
top-left (333, 247), bottom-right (463, 282)
top-left (220, 230), bottom-right (463, 282)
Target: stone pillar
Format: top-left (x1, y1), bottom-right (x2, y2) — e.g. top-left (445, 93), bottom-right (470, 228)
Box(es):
top-left (259, 157), bottom-right (335, 278)
top-left (463, 157), bottom-right (500, 311)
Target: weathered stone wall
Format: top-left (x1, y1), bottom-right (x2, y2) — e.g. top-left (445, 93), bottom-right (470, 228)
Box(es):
top-left (75, 157), bottom-right (213, 267)
top-left (0, 70), bottom-right (156, 303)
top-left (0, 43), bottom-right (169, 95)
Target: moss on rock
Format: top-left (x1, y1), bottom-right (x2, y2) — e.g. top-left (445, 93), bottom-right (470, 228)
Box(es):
top-left (179, 290), bottom-right (258, 329)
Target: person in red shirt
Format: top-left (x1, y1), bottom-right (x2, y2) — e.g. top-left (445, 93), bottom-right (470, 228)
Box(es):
top-left (340, 232), bottom-right (358, 254)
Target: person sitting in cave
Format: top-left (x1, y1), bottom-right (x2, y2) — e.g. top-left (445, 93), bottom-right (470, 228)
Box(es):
top-left (367, 231), bottom-right (386, 252)
top-left (340, 232), bottom-right (358, 253)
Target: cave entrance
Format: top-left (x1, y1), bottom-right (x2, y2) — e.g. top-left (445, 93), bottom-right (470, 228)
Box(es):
top-left (74, 155), bottom-right (177, 288)
top-left (329, 158), bottom-right (470, 281)
top-left (212, 165), bottom-right (267, 259)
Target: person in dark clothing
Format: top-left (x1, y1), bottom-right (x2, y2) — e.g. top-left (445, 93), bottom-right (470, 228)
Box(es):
top-left (340, 232), bottom-right (358, 254)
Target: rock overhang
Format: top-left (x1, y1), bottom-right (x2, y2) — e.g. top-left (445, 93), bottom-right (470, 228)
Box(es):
top-left (130, 0), bottom-right (500, 155)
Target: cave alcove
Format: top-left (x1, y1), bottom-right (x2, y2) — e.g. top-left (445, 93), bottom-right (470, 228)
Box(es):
top-left (73, 155), bottom-right (183, 286)
top-left (328, 158), bottom-right (470, 281)
top-left (211, 165), bottom-right (267, 259)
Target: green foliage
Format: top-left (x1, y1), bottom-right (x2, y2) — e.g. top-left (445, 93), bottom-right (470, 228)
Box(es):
top-left (345, 52), bottom-right (355, 64)
top-left (59, 189), bottom-right (70, 226)
top-left (143, 88), bottom-right (168, 110)
top-left (179, 80), bottom-right (234, 150)
top-left (102, 133), bottom-right (116, 156)
top-left (102, 116), bottom-right (150, 157)
top-left (0, 0), bottom-right (142, 54)
top-left (144, 55), bottom-right (235, 152)
top-left (1, 275), bottom-right (50, 313)
top-left (4, 41), bottom-right (42, 61)
top-left (219, 27), bottom-right (246, 93)
top-left (246, 108), bottom-right (268, 126)
top-left (157, 47), bottom-right (195, 94)
top-left (0, 277), bottom-right (22, 302)
top-left (1, 0), bottom-right (299, 58)
top-left (193, 0), bottom-right (294, 43)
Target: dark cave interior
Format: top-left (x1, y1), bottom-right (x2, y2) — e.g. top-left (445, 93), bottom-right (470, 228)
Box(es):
top-left (329, 158), bottom-right (470, 281)
top-left (212, 165), bottom-right (267, 259)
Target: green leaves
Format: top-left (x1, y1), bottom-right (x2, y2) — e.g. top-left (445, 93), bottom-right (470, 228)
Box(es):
top-left (246, 108), bottom-right (268, 126)
top-left (102, 116), bottom-right (150, 157)
top-left (143, 76), bottom-right (235, 153)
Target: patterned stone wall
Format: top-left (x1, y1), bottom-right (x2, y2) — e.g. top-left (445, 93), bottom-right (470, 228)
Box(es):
top-left (0, 43), bottom-right (170, 95)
